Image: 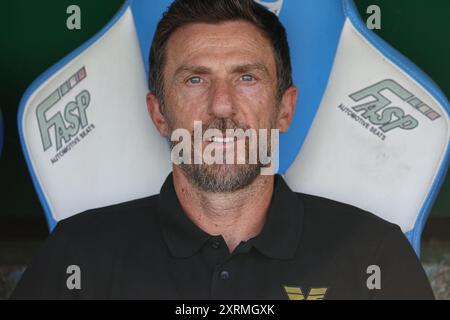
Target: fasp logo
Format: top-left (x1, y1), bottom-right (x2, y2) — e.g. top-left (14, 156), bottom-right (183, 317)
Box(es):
top-left (349, 79), bottom-right (441, 134)
top-left (349, 79), bottom-right (419, 133)
top-left (35, 66), bottom-right (96, 165)
top-left (36, 67), bottom-right (91, 153)
top-left (337, 79), bottom-right (440, 141)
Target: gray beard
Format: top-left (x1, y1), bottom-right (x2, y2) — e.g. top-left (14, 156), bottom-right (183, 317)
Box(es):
top-left (179, 162), bottom-right (262, 193)
top-left (169, 118), bottom-right (268, 193)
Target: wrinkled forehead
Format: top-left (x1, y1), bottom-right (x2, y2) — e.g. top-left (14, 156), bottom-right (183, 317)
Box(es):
top-left (165, 20), bottom-right (277, 75)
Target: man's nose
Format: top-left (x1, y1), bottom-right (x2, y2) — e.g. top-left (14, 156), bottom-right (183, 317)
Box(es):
top-left (208, 79), bottom-right (235, 118)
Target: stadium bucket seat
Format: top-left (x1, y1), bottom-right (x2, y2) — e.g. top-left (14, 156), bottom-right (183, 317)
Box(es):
top-left (17, 0), bottom-right (450, 256)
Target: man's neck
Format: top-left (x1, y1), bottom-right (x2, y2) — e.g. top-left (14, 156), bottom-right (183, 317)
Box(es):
top-left (172, 167), bottom-right (275, 253)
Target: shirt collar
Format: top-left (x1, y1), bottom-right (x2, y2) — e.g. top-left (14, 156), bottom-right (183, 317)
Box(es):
top-left (157, 173), bottom-right (304, 260)
top-left (250, 174), bottom-right (304, 259)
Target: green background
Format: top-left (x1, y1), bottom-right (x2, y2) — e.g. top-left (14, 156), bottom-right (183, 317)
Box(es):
top-left (1, 0), bottom-right (449, 219)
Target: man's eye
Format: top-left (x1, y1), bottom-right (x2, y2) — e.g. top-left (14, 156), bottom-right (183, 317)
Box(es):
top-left (187, 76), bottom-right (202, 85)
top-left (240, 74), bottom-right (255, 82)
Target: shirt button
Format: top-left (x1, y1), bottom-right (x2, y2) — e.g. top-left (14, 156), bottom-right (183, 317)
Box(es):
top-left (212, 239), bottom-right (220, 249)
top-left (219, 270), bottom-right (230, 280)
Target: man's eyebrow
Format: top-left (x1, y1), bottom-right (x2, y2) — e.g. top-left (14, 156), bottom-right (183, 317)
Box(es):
top-left (229, 63), bottom-right (270, 75)
top-left (173, 65), bottom-right (212, 78)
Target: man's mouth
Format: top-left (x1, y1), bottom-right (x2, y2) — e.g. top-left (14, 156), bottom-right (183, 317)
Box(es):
top-left (207, 136), bottom-right (237, 143)
top-left (203, 133), bottom-right (244, 153)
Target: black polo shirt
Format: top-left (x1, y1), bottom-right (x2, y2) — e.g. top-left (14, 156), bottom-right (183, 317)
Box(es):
top-left (12, 174), bottom-right (434, 299)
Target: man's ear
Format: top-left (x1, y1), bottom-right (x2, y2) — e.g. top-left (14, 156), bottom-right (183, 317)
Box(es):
top-left (277, 85), bottom-right (298, 132)
top-left (146, 92), bottom-right (170, 137)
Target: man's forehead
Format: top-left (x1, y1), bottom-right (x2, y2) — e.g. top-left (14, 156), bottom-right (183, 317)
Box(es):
top-left (165, 20), bottom-right (275, 69)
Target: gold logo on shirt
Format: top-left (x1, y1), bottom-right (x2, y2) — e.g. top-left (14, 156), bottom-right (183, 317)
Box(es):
top-left (283, 285), bottom-right (328, 300)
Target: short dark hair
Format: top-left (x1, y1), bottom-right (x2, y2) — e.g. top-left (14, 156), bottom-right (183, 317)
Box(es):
top-left (148, 0), bottom-right (293, 110)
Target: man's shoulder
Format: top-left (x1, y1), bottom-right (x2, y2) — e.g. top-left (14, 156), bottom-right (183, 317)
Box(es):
top-left (296, 192), bottom-right (401, 243)
top-left (298, 192), bottom-right (392, 225)
top-left (54, 194), bottom-right (161, 240)
top-left (293, 192), bottom-right (433, 299)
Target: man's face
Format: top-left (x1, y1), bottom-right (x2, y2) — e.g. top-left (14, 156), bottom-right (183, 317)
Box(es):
top-left (148, 20), bottom-right (296, 192)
